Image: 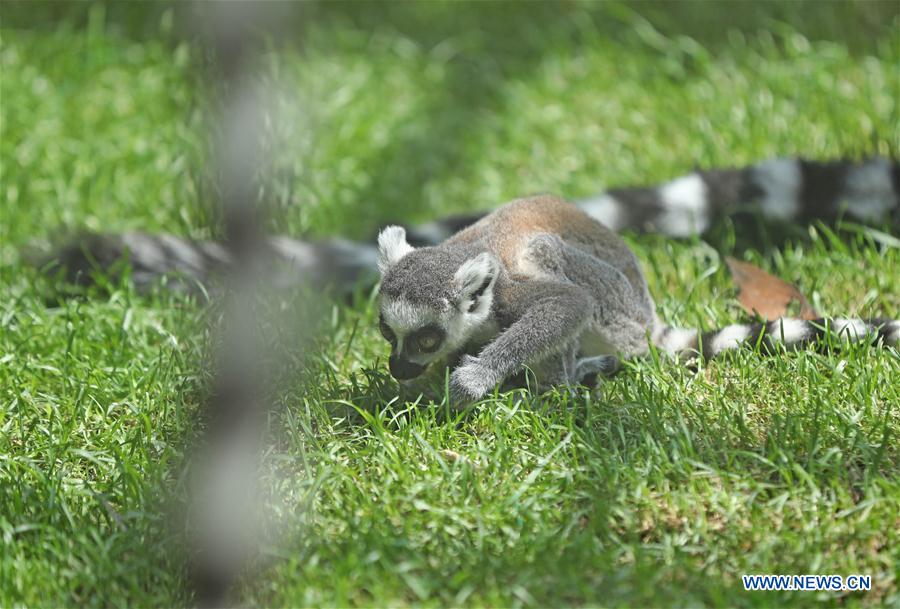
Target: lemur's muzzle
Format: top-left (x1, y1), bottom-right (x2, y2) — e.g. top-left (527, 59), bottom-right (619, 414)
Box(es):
top-left (389, 354), bottom-right (425, 380)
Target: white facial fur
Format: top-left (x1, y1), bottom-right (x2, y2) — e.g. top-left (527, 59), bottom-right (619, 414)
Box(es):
top-left (377, 225), bottom-right (415, 274)
top-left (380, 297), bottom-right (447, 363)
top-left (379, 252), bottom-right (500, 367)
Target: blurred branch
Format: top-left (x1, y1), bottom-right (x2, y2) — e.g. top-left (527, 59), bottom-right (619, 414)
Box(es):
top-left (184, 3), bottom-right (294, 607)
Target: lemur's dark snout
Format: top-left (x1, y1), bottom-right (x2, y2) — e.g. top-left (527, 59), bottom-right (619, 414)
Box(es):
top-left (389, 354), bottom-right (425, 380)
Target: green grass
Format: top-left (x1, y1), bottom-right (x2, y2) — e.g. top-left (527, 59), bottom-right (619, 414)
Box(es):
top-left (2, 2), bottom-right (899, 607)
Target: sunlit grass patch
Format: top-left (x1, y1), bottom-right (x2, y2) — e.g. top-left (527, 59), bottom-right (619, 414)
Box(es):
top-left (2, 3), bottom-right (899, 607)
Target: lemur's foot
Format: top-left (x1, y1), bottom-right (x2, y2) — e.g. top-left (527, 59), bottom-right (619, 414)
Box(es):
top-left (574, 355), bottom-right (619, 383)
top-left (449, 355), bottom-right (499, 403)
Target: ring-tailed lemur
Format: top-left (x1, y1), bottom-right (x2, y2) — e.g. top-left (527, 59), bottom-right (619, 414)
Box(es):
top-left (376, 195), bottom-right (898, 402)
top-left (35, 157), bottom-right (898, 296)
top-left (30, 156), bottom-right (899, 400)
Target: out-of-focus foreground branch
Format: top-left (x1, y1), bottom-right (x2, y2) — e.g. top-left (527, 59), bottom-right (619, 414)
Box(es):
top-left (183, 3), bottom-right (298, 607)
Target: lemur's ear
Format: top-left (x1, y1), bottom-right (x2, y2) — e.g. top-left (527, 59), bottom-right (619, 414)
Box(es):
top-left (377, 226), bottom-right (415, 274)
top-left (454, 252), bottom-right (498, 314)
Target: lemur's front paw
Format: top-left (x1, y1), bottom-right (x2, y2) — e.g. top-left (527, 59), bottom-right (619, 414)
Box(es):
top-left (449, 356), bottom-right (498, 404)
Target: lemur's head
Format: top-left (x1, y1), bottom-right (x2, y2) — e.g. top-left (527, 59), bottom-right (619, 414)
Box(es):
top-left (376, 226), bottom-right (498, 380)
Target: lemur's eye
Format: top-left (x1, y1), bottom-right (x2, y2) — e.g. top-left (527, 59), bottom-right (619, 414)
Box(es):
top-left (416, 329), bottom-right (442, 352)
top-left (379, 315), bottom-right (396, 343)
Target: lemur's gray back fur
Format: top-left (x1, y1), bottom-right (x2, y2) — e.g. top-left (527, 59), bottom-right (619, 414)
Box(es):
top-left (33, 157), bottom-right (898, 297)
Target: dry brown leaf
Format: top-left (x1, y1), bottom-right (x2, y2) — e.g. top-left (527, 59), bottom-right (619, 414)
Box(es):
top-left (725, 256), bottom-right (820, 320)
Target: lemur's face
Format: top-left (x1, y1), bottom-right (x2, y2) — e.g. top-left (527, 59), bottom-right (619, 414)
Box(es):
top-left (378, 298), bottom-right (452, 380)
top-left (376, 226), bottom-right (497, 381)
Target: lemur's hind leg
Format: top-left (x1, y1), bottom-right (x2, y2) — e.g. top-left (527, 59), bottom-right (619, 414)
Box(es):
top-left (575, 354), bottom-right (619, 381)
top-left (525, 338), bottom-right (579, 388)
top-left (511, 341), bottom-right (618, 393)
top-left (522, 233), bottom-right (656, 359)
top-left (533, 346), bottom-right (619, 386)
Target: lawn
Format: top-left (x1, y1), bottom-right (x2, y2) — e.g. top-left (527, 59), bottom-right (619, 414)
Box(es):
top-left (1, 2), bottom-right (899, 607)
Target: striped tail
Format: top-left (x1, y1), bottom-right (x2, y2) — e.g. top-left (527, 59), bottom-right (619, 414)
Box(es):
top-left (580, 157), bottom-right (899, 237)
top-left (32, 231), bottom-right (379, 297)
top-left (29, 156), bottom-right (899, 294)
top-left (653, 317), bottom-right (900, 359)
top-left (405, 157), bottom-right (899, 244)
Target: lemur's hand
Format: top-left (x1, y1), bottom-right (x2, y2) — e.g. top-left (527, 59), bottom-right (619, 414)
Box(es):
top-left (449, 355), bottom-right (497, 403)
